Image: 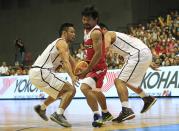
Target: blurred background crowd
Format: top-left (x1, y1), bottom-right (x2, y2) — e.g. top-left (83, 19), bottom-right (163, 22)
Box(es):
top-left (0, 10), bottom-right (178, 76)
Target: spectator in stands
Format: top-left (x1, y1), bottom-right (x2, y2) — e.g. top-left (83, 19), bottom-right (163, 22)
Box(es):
top-left (15, 65), bottom-right (27, 75)
top-left (118, 55), bottom-right (124, 68)
top-left (24, 51), bottom-right (32, 66)
top-left (0, 62), bottom-right (9, 76)
top-left (106, 50), bottom-right (113, 69)
top-left (175, 54), bottom-right (179, 65)
top-left (9, 68), bottom-right (16, 76)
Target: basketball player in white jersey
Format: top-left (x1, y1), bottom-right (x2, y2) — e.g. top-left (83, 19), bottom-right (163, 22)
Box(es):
top-left (99, 23), bottom-right (158, 123)
top-left (29, 23), bottom-right (77, 127)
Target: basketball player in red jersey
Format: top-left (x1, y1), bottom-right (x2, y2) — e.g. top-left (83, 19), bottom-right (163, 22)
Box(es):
top-left (77, 5), bottom-right (113, 127)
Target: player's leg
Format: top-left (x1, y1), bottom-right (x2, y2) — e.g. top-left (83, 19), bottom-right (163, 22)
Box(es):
top-left (93, 91), bottom-right (113, 122)
top-left (92, 73), bottom-right (113, 122)
top-left (50, 82), bottom-right (76, 127)
top-left (80, 78), bottom-right (103, 127)
top-left (126, 48), bottom-right (157, 113)
top-left (30, 68), bottom-right (75, 127)
top-left (126, 81), bottom-right (157, 113)
top-left (112, 78), bottom-right (135, 123)
top-left (112, 55), bottom-right (143, 123)
top-left (112, 48), bottom-right (154, 123)
top-left (29, 68), bottom-right (52, 121)
top-left (34, 85), bottom-right (72, 122)
top-left (57, 82), bottom-right (76, 111)
top-left (80, 83), bottom-right (99, 112)
top-left (34, 96), bottom-right (55, 121)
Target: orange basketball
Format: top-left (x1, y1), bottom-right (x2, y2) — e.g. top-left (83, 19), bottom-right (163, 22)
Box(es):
top-left (74, 61), bottom-right (88, 75)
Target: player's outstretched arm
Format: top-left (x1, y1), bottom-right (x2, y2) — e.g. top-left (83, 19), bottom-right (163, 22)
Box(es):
top-left (56, 40), bottom-right (77, 84)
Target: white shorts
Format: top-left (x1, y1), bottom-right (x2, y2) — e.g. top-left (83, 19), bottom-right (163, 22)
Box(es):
top-left (118, 48), bottom-right (152, 87)
top-left (29, 68), bottom-right (66, 99)
top-left (81, 77), bottom-right (100, 91)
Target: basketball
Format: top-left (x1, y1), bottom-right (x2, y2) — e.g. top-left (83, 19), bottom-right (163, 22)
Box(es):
top-left (74, 61), bottom-right (88, 75)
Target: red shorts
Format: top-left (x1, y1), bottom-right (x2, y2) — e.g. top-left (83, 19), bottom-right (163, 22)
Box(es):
top-left (86, 68), bottom-right (107, 88)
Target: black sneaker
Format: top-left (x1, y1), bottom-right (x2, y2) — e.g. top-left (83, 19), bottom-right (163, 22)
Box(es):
top-left (112, 107), bottom-right (135, 123)
top-left (92, 113), bottom-right (103, 127)
top-left (34, 105), bottom-right (48, 121)
top-left (141, 96), bottom-right (157, 113)
top-left (50, 112), bottom-right (71, 127)
top-left (102, 112), bottom-right (113, 122)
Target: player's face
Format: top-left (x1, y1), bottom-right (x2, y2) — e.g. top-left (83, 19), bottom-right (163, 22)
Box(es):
top-left (82, 16), bottom-right (97, 30)
top-left (66, 27), bottom-right (76, 42)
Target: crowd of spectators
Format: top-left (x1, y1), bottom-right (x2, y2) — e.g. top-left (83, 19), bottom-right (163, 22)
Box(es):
top-left (0, 61), bottom-right (30, 76)
top-left (0, 10), bottom-right (178, 76)
top-left (128, 10), bottom-right (179, 66)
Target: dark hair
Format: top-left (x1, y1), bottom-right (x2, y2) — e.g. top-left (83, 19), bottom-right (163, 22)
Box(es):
top-left (59, 23), bottom-right (74, 36)
top-left (98, 23), bottom-right (109, 30)
top-left (81, 5), bottom-right (99, 20)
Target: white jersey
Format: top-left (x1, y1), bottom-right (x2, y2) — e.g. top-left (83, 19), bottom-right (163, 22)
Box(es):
top-left (32, 38), bottom-right (63, 70)
top-left (111, 32), bottom-right (149, 58)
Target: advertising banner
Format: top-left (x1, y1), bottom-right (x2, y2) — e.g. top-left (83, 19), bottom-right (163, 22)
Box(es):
top-left (0, 66), bottom-right (178, 99)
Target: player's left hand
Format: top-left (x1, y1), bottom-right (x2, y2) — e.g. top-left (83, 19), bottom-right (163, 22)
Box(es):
top-left (76, 68), bottom-right (89, 79)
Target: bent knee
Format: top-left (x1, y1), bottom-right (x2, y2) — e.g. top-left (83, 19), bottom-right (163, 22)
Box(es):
top-left (80, 85), bottom-right (86, 93)
top-left (72, 86), bottom-right (76, 95)
top-left (80, 84), bottom-right (90, 94)
top-left (68, 85), bottom-right (76, 95)
top-left (64, 83), bottom-right (76, 92)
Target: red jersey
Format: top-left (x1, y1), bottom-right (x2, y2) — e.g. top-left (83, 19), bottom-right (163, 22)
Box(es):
top-left (83, 25), bottom-right (107, 71)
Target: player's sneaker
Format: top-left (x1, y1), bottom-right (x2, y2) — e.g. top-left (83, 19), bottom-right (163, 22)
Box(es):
top-left (34, 105), bottom-right (48, 121)
top-left (92, 113), bottom-right (103, 127)
top-left (141, 96), bottom-right (157, 113)
top-left (112, 107), bottom-right (135, 123)
top-left (102, 112), bottom-right (113, 122)
top-left (50, 112), bottom-right (71, 127)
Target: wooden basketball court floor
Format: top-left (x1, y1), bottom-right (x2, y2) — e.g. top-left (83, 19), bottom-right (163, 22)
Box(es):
top-left (0, 98), bottom-right (179, 131)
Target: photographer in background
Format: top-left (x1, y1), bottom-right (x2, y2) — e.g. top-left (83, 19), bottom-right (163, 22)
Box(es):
top-left (14, 38), bottom-right (25, 65)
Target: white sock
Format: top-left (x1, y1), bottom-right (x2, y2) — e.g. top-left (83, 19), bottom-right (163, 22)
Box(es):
top-left (56, 108), bottom-right (64, 115)
top-left (40, 104), bottom-right (47, 110)
top-left (93, 111), bottom-right (100, 115)
top-left (139, 91), bottom-right (148, 98)
top-left (121, 101), bottom-right (129, 108)
top-left (102, 109), bottom-right (108, 113)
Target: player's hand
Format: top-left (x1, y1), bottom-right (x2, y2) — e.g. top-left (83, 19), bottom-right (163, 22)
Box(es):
top-left (76, 69), bottom-right (89, 79)
top-left (150, 62), bottom-right (160, 71)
